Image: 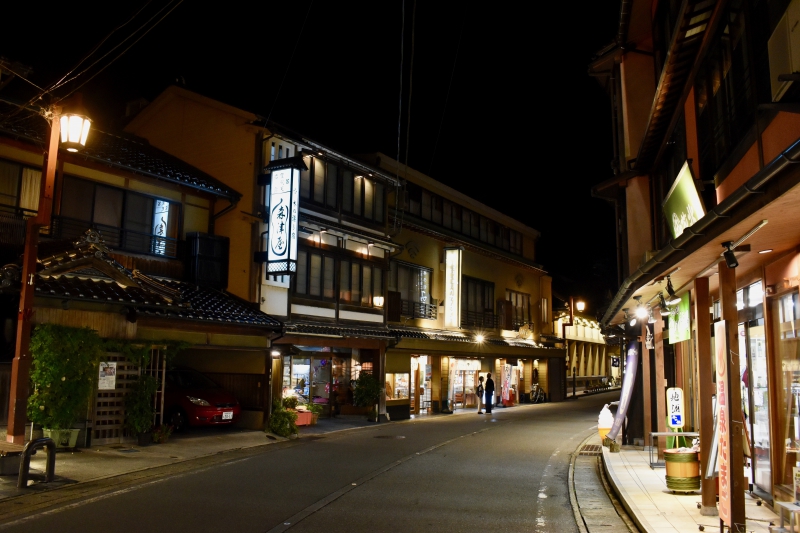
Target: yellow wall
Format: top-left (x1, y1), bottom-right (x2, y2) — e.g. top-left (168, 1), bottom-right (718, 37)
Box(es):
top-left (125, 89), bottom-right (259, 301)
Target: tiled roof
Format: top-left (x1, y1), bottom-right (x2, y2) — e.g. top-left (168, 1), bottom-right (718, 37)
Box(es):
top-left (7, 230), bottom-right (279, 328)
top-left (0, 102), bottom-right (241, 201)
top-left (284, 323), bottom-right (556, 349)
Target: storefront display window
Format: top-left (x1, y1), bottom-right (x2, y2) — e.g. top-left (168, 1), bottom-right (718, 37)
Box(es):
top-left (772, 290), bottom-right (800, 492)
top-left (386, 373), bottom-right (409, 399)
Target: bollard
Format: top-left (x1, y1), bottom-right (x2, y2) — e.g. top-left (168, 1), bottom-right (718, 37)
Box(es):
top-left (17, 437), bottom-right (56, 489)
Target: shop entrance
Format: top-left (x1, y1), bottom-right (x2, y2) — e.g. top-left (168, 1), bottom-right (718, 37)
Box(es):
top-left (447, 359), bottom-right (481, 411)
top-left (738, 318), bottom-right (770, 499)
top-left (282, 348), bottom-right (357, 417)
top-left (411, 356), bottom-right (431, 415)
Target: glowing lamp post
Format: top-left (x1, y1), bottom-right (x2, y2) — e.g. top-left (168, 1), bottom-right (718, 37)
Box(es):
top-left (7, 97), bottom-right (92, 444)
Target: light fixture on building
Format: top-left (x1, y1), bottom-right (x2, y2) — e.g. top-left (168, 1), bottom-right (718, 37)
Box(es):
top-left (759, 249), bottom-right (773, 254)
top-left (373, 295), bottom-right (384, 307)
top-left (576, 300), bottom-right (585, 312)
top-left (475, 334), bottom-right (485, 343)
top-left (271, 350), bottom-right (281, 358)
top-left (633, 295), bottom-right (648, 320)
top-left (58, 94), bottom-right (92, 152)
top-left (664, 279), bottom-right (680, 307)
top-left (722, 241), bottom-right (739, 269)
top-left (623, 308), bottom-right (636, 326)
top-left (648, 309), bottom-right (656, 324)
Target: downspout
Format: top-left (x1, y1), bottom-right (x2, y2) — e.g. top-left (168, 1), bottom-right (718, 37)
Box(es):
top-left (209, 200), bottom-right (238, 234)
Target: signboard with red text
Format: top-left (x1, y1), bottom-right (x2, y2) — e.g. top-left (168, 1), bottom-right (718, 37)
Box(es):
top-left (715, 320), bottom-right (731, 526)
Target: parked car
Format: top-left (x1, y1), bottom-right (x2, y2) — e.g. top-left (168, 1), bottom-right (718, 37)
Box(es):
top-left (163, 367), bottom-right (241, 431)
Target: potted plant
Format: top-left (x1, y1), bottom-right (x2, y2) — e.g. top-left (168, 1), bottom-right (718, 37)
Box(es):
top-left (353, 372), bottom-right (381, 422)
top-left (27, 324), bottom-right (102, 449)
top-left (125, 374), bottom-right (158, 445)
top-left (304, 402), bottom-right (323, 424)
top-left (268, 399), bottom-right (298, 438)
top-left (152, 424), bottom-right (173, 444)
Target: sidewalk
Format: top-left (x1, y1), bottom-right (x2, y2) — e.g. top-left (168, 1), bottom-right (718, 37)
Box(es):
top-left (600, 441), bottom-right (780, 532)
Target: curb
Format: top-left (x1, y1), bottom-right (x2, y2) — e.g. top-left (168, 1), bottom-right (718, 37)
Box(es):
top-left (569, 430), bottom-right (596, 533)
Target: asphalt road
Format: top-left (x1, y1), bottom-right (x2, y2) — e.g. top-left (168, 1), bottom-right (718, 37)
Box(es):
top-left (0, 392), bottom-right (617, 533)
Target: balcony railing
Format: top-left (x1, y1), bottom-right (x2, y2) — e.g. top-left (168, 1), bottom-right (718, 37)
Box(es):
top-left (461, 310), bottom-right (499, 329)
top-left (401, 299), bottom-right (438, 320)
top-left (50, 215), bottom-right (180, 259)
top-left (0, 207), bottom-right (32, 247)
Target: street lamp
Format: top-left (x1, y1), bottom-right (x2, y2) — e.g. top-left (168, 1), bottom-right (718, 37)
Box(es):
top-left (7, 96), bottom-right (92, 444)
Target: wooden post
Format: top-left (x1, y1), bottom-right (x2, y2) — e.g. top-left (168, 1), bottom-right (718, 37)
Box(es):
top-left (694, 277), bottom-right (717, 515)
top-left (641, 322), bottom-right (652, 444)
top-left (719, 261), bottom-right (745, 528)
top-left (654, 307), bottom-right (667, 460)
top-left (7, 112), bottom-right (61, 444)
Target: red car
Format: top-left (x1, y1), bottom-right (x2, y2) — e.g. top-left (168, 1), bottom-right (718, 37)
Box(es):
top-left (163, 368), bottom-right (241, 431)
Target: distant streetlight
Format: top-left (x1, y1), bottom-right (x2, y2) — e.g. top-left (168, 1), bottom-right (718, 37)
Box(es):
top-left (7, 95), bottom-right (92, 444)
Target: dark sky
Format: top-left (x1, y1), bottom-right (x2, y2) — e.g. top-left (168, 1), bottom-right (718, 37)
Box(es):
top-left (2, 1), bottom-right (622, 317)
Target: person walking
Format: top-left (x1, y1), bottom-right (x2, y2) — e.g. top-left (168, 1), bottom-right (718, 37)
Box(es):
top-left (476, 376), bottom-right (485, 414)
top-left (484, 373), bottom-right (495, 414)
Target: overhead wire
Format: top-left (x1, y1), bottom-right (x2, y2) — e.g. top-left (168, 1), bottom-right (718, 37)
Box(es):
top-left (264, 0), bottom-right (314, 126)
top-left (429, 8), bottom-right (466, 174)
top-left (403, 0), bottom-right (416, 171)
top-left (394, 0), bottom-right (406, 187)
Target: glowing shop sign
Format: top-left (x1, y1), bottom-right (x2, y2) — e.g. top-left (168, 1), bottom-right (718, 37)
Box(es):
top-left (267, 165), bottom-right (300, 275)
top-left (663, 160), bottom-right (706, 240)
top-left (443, 247), bottom-right (462, 328)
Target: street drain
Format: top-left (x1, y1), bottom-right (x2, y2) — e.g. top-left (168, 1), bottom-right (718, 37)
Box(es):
top-left (374, 436), bottom-right (405, 439)
top-left (579, 445), bottom-right (602, 456)
top-left (117, 449), bottom-right (139, 454)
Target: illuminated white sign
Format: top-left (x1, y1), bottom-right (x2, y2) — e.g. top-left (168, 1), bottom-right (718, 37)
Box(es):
top-left (667, 387), bottom-right (684, 428)
top-left (455, 359), bottom-right (481, 371)
top-left (444, 247), bottom-right (462, 328)
top-left (267, 167), bottom-right (299, 275)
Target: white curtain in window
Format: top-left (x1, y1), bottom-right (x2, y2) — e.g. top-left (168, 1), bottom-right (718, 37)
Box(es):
top-left (19, 168), bottom-right (42, 212)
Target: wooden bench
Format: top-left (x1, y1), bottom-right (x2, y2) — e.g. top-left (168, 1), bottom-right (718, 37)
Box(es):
top-left (0, 441), bottom-right (25, 476)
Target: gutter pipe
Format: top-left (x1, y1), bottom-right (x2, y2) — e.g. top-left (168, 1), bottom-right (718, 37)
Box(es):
top-left (601, 135), bottom-right (800, 328)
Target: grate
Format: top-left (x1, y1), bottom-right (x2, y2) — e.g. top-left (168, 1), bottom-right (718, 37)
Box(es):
top-left (374, 435), bottom-right (405, 439)
top-left (579, 445), bottom-right (602, 456)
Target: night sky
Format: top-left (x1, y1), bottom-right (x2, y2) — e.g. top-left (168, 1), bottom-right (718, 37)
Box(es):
top-left (2, 1), bottom-right (622, 317)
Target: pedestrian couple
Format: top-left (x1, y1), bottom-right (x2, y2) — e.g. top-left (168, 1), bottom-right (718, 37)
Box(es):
top-left (476, 373), bottom-right (494, 414)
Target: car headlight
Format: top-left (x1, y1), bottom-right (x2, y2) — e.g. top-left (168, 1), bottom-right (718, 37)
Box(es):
top-left (186, 396), bottom-right (211, 406)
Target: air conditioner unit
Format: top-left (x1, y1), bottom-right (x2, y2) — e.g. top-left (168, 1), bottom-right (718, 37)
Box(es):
top-left (768, 0), bottom-right (800, 101)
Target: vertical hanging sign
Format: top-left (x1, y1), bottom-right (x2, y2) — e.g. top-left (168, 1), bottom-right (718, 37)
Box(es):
top-left (715, 320), bottom-right (731, 526)
top-left (263, 156), bottom-right (306, 276)
top-left (667, 387), bottom-right (684, 429)
top-left (443, 247), bottom-right (463, 328)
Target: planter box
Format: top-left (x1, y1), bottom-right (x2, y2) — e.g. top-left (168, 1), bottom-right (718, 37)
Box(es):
top-left (664, 450), bottom-right (700, 492)
top-left (43, 428), bottom-right (80, 449)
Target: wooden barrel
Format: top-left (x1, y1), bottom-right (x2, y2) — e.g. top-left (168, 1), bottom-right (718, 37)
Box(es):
top-left (664, 450), bottom-right (700, 492)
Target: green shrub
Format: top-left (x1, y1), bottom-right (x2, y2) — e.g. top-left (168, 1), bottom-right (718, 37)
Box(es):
top-left (27, 324), bottom-right (103, 429)
top-left (304, 402), bottom-right (323, 415)
top-left (268, 404), bottom-right (298, 438)
top-left (125, 374), bottom-right (158, 436)
top-left (353, 372), bottom-right (381, 408)
top-left (282, 396), bottom-right (299, 410)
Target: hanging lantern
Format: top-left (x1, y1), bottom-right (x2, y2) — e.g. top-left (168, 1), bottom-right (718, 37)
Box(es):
top-left (59, 94), bottom-right (92, 152)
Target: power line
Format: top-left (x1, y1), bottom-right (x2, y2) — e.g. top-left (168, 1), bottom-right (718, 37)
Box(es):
top-left (429, 9), bottom-right (466, 174)
top-left (394, 0), bottom-right (406, 186)
top-left (403, 0), bottom-right (416, 171)
top-left (264, 0), bottom-right (314, 125)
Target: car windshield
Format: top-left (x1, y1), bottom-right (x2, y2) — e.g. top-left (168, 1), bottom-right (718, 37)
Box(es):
top-left (167, 370), bottom-right (220, 389)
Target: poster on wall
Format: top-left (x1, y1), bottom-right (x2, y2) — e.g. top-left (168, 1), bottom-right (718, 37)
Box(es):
top-left (502, 364), bottom-right (511, 401)
top-left (715, 320), bottom-right (732, 526)
top-left (98, 362), bottom-right (117, 390)
top-left (668, 293), bottom-right (691, 344)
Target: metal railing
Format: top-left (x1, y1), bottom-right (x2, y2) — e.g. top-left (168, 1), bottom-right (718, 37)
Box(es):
top-left (50, 215), bottom-right (180, 258)
top-left (401, 299), bottom-right (437, 320)
top-left (0, 207), bottom-right (35, 247)
top-left (461, 310), bottom-right (499, 329)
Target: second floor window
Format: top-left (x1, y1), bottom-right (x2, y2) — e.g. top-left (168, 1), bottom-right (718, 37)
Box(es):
top-left (58, 176), bottom-right (181, 257)
top-left (0, 159), bottom-right (41, 214)
top-left (506, 289), bottom-right (531, 328)
top-left (389, 261), bottom-right (435, 320)
top-left (340, 259), bottom-right (383, 306)
top-left (294, 249), bottom-right (383, 307)
top-left (295, 250), bottom-right (335, 299)
top-left (462, 276), bottom-right (495, 328)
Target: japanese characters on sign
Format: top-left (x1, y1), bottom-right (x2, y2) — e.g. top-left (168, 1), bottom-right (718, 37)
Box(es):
top-left (667, 387), bottom-right (684, 429)
top-left (267, 167), bottom-right (299, 275)
top-left (715, 320), bottom-right (731, 526)
top-left (443, 247), bottom-right (462, 328)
